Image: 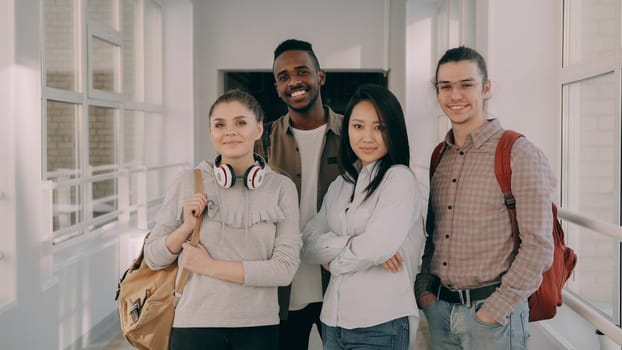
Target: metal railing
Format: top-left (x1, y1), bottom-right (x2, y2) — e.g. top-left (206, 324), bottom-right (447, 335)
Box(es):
top-left (557, 208), bottom-right (622, 346)
top-left (43, 162), bottom-right (190, 246)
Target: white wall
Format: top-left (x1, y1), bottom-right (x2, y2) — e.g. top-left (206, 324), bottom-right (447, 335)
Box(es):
top-left (192, 0), bottom-right (407, 163)
top-left (163, 0), bottom-right (194, 166)
top-left (485, 0), bottom-right (563, 185)
top-left (406, 0), bottom-right (441, 183)
top-left (0, 0), bottom-right (59, 348)
top-left (0, 0), bottom-right (17, 308)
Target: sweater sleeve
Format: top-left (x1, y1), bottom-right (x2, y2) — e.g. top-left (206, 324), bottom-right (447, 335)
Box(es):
top-left (243, 178), bottom-right (302, 287)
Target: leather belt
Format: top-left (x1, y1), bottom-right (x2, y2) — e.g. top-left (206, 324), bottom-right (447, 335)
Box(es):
top-left (437, 283), bottom-right (500, 307)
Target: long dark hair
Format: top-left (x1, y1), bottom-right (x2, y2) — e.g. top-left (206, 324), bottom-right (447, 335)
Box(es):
top-left (339, 84), bottom-right (410, 200)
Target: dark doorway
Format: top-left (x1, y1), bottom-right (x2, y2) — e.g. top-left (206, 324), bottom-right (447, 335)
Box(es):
top-left (224, 71), bottom-right (388, 123)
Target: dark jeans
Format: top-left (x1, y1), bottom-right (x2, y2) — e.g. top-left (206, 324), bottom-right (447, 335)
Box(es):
top-left (169, 325), bottom-right (278, 350)
top-left (278, 302), bottom-right (323, 350)
top-left (321, 316), bottom-right (409, 350)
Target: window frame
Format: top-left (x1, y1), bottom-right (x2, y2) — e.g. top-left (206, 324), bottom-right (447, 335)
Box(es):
top-left (41, 0), bottom-right (171, 247)
top-left (561, 0), bottom-right (622, 327)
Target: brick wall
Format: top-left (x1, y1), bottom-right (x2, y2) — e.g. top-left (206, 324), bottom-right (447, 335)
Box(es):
top-left (45, 0), bottom-right (75, 90)
top-left (577, 0), bottom-right (619, 62)
top-left (47, 101), bottom-right (78, 173)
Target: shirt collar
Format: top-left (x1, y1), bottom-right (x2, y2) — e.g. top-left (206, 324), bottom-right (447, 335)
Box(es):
top-left (280, 106), bottom-right (341, 136)
top-left (359, 160), bottom-right (380, 179)
top-left (444, 118), bottom-right (502, 149)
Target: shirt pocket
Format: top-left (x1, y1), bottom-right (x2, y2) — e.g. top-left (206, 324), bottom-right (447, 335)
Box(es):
top-left (345, 205), bottom-right (373, 236)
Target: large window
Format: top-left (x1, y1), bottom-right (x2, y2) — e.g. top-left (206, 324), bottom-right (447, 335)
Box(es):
top-left (43, 0), bottom-right (170, 245)
top-left (561, 0), bottom-right (621, 328)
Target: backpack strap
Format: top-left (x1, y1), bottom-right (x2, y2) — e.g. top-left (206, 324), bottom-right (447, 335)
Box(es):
top-left (175, 169), bottom-right (204, 296)
top-left (495, 130), bottom-right (524, 250)
top-left (426, 141), bottom-right (447, 237)
top-left (430, 141), bottom-right (447, 180)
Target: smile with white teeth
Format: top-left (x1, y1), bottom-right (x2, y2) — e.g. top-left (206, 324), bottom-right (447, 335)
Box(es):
top-left (290, 90), bottom-right (306, 98)
top-left (449, 105), bottom-right (467, 110)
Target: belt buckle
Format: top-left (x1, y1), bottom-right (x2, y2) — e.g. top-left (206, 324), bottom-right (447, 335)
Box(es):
top-left (457, 289), bottom-right (472, 307)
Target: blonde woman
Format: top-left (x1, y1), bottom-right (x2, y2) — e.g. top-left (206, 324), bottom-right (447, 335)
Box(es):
top-left (144, 90), bottom-right (301, 350)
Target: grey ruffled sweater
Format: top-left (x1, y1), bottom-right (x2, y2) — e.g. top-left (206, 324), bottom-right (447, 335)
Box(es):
top-left (144, 160), bottom-right (301, 327)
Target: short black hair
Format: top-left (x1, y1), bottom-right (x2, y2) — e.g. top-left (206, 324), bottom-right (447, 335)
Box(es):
top-left (273, 39), bottom-right (321, 70)
top-left (339, 84), bottom-right (410, 201)
top-left (434, 46), bottom-right (488, 91)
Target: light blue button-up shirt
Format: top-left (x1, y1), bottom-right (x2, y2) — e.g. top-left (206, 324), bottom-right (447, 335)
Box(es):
top-left (302, 162), bottom-right (425, 329)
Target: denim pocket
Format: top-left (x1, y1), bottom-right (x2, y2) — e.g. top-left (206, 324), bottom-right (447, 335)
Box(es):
top-left (471, 303), bottom-right (503, 328)
top-left (391, 317), bottom-right (410, 350)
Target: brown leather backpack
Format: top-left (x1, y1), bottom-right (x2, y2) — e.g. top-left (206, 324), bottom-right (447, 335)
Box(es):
top-left (115, 169), bottom-right (203, 349)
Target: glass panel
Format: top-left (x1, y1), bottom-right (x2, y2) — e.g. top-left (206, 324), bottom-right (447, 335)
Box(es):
top-left (564, 72), bottom-right (620, 319)
top-left (88, 0), bottom-right (116, 30)
top-left (145, 113), bottom-right (163, 166)
top-left (44, 0), bottom-right (77, 91)
top-left (123, 0), bottom-right (140, 101)
top-left (53, 184), bottom-right (80, 231)
top-left (144, 0), bottom-right (162, 104)
top-left (123, 110), bottom-right (143, 167)
top-left (88, 106), bottom-right (117, 171)
top-left (571, 73), bottom-right (619, 224)
top-left (566, 0), bottom-right (621, 66)
top-left (147, 168), bottom-right (163, 202)
top-left (129, 173), bottom-right (139, 207)
top-left (91, 178), bottom-right (117, 218)
top-left (567, 223), bottom-right (617, 318)
top-left (164, 166), bottom-right (184, 192)
top-left (47, 101), bottom-right (80, 179)
top-left (91, 37), bottom-right (118, 92)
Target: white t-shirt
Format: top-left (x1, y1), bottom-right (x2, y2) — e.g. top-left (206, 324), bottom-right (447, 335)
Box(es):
top-left (289, 124), bottom-right (327, 310)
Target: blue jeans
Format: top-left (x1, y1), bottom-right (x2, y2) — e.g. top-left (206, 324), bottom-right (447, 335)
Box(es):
top-left (423, 299), bottom-right (529, 350)
top-left (321, 316), bottom-right (409, 350)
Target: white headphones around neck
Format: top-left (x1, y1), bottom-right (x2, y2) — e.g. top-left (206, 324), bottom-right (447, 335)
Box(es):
top-left (213, 153), bottom-right (266, 190)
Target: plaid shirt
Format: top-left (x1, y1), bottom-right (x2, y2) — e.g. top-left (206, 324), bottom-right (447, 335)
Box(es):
top-left (417, 119), bottom-right (555, 324)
